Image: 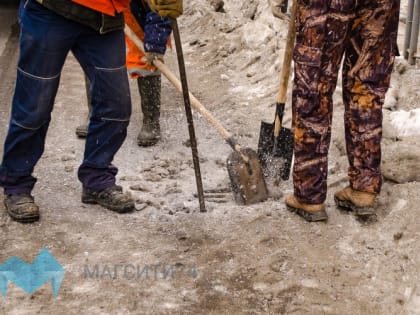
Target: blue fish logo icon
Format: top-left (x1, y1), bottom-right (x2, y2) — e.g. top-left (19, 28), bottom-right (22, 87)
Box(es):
top-left (0, 248), bottom-right (65, 298)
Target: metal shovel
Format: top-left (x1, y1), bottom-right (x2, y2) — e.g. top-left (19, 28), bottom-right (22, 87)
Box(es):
top-left (125, 24), bottom-right (268, 205)
top-left (258, 0), bottom-right (296, 181)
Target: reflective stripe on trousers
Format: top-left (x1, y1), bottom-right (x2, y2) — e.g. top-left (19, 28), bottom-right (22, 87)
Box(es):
top-left (0, 0), bottom-right (132, 194)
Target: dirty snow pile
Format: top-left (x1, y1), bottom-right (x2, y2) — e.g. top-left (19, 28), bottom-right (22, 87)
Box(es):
top-left (182, 0), bottom-right (290, 104)
top-left (390, 109), bottom-right (420, 137)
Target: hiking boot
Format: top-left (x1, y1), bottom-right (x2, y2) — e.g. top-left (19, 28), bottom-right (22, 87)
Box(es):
top-left (75, 124), bottom-right (88, 138)
top-left (334, 186), bottom-right (377, 216)
top-left (81, 185), bottom-right (135, 213)
top-left (137, 75), bottom-right (161, 147)
top-left (285, 194), bottom-right (328, 222)
top-left (4, 194), bottom-right (40, 223)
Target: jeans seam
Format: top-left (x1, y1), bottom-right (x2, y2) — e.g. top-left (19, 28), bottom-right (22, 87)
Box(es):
top-left (11, 119), bottom-right (47, 131)
top-left (17, 66), bottom-right (61, 80)
top-left (94, 65), bottom-right (126, 71)
top-left (100, 117), bottom-right (130, 122)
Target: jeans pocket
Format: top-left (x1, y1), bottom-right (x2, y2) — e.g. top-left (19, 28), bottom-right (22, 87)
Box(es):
top-left (12, 68), bottom-right (59, 129)
top-left (24, 0), bottom-right (52, 16)
top-left (91, 66), bottom-right (132, 120)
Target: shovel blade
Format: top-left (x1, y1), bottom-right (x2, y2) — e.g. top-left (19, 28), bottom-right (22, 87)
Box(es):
top-left (227, 148), bottom-right (268, 205)
top-left (258, 121), bottom-right (294, 180)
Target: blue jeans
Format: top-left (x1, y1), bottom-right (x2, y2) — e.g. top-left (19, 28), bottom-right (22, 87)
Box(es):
top-left (0, 0), bottom-right (132, 195)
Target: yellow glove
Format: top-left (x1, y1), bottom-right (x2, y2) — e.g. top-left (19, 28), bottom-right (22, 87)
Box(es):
top-left (148, 0), bottom-right (183, 19)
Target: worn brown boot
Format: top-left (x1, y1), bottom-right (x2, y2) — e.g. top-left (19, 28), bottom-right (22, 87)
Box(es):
top-left (81, 185), bottom-right (134, 213)
top-left (4, 194), bottom-right (40, 223)
top-left (334, 187), bottom-right (377, 216)
top-left (137, 75), bottom-right (161, 147)
top-left (285, 194), bottom-right (328, 222)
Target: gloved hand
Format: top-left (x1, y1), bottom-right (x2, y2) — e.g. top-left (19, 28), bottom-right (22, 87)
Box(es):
top-left (148, 0), bottom-right (183, 19)
top-left (142, 52), bottom-right (164, 66)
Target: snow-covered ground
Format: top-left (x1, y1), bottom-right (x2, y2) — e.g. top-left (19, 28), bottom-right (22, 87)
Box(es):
top-left (391, 109), bottom-right (420, 136)
top-left (0, 1), bottom-right (420, 313)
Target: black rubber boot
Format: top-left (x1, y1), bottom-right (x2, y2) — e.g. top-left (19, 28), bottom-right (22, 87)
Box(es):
top-left (76, 75), bottom-right (92, 138)
top-left (137, 75), bottom-right (161, 147)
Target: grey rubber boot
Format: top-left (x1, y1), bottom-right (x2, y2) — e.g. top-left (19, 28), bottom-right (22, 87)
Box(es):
top-left (137, 75), bottom-right (161, 147)
top-left (76, 75), bottom-right (92, 138)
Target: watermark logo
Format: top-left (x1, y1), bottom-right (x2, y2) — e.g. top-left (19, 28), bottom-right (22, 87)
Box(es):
top-left (83, 263), bottom-right (197, 281)
top-left (0, 248), bottom-right (64, 298)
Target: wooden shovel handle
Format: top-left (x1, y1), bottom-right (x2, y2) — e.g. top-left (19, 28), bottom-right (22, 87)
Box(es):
top-left (155, 60), bottom-right (250, 162)
top-left (155, 59), bottom-right (236, 140)
top-left (275, 0), bottom-right (297, 135)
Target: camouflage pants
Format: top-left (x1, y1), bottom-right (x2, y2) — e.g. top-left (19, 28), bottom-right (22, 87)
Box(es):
top-left (292, 0), bottom-right (400, 204)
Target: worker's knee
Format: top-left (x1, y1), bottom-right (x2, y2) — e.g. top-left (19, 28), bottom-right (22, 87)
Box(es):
top-left (11, 68), bottom-right (59, 129)
top-left (90, 65), bottom-right (132, 120)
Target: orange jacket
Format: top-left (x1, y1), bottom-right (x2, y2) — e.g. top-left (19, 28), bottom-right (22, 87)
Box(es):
top-left (71, 0), bottom-right (130, 16)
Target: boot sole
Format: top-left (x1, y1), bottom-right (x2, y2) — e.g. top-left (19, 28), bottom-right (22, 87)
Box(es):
top-left (5, 207), bottom-right (39, 223)
top-left (334, 197), bottom-right (376, 216)
top-left (7, 212), bottom-right (40, 223)
top-left (137, 138), bottom-right (160, 147)
top-left (81, 196), bottom-right (134, 214)
top-left (286, 205), bottom-right (328, 222)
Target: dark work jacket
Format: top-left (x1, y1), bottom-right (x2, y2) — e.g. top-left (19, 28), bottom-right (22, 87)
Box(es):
top-left (34, 0), bottom-right (124, 33)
